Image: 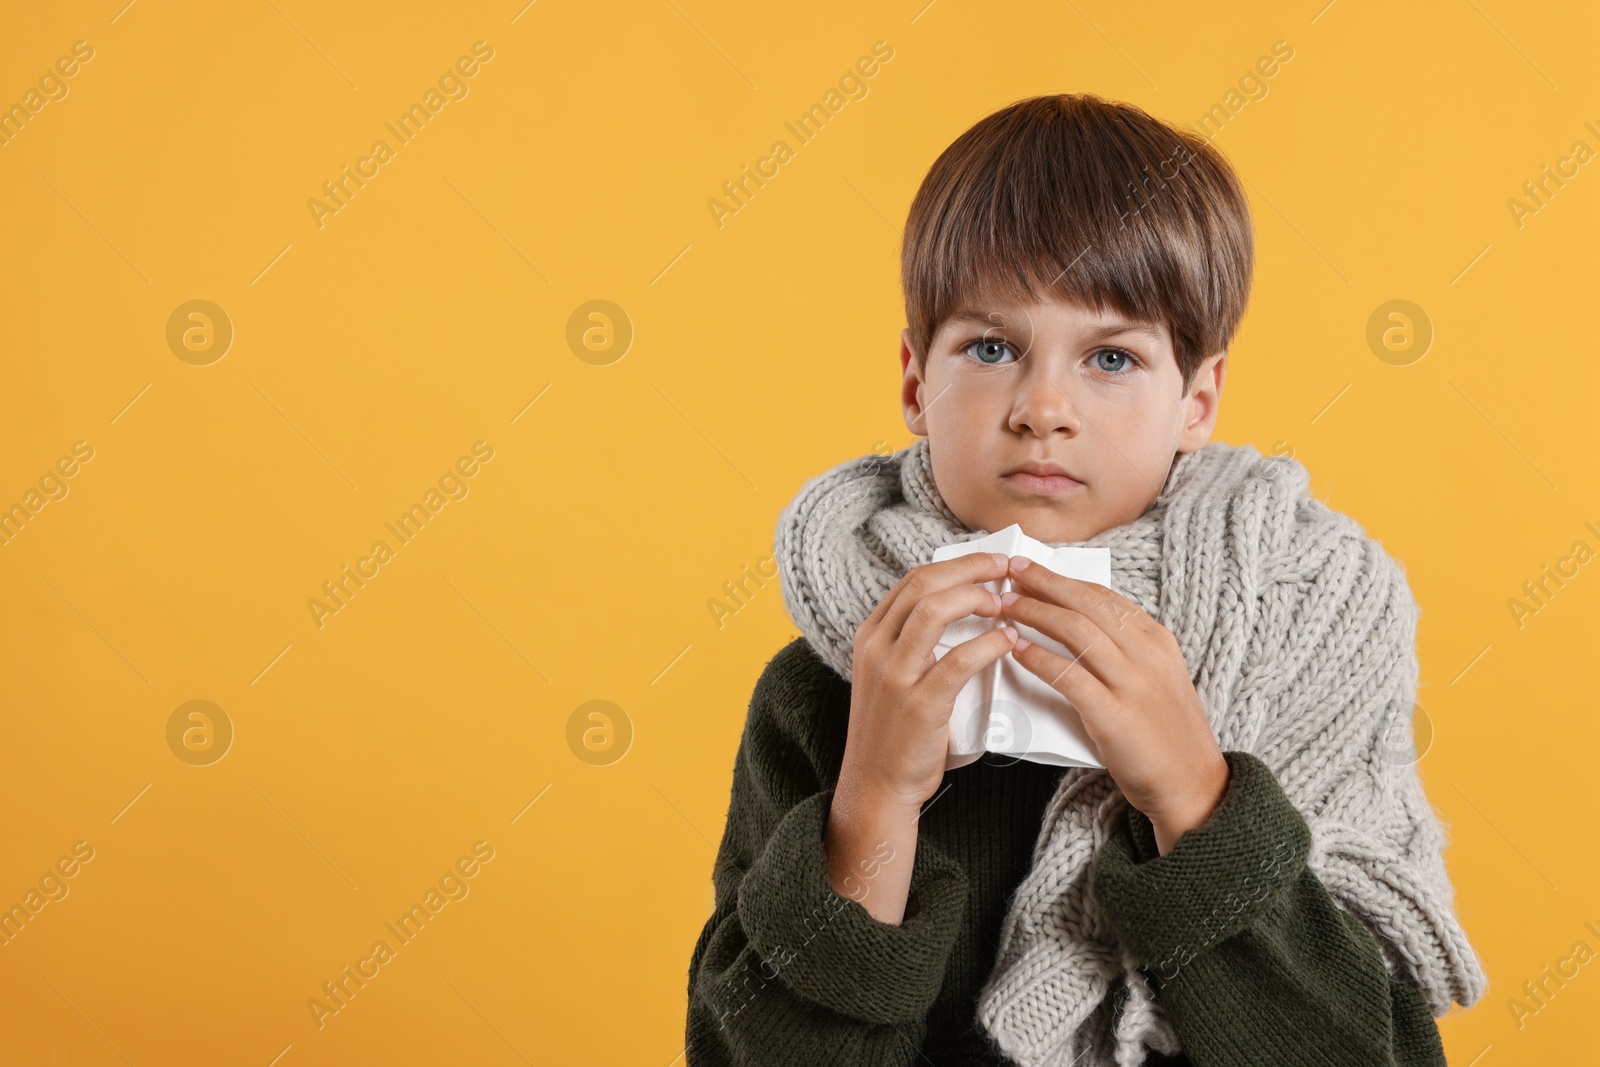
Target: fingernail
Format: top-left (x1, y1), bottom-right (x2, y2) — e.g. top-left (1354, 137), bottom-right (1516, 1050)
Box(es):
top-left (1011, 556), bottom-right (1032, 571)
top-left (990, 552), bottom-right (1008, 568)
top-left (1013, 635), bottom-right (1031, 651)
top-left (1000, 591), bottom-right (1020, 608)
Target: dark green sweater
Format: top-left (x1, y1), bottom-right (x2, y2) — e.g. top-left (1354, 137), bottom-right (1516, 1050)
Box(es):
top-left (685, 638), bottom-right (1448, 1066)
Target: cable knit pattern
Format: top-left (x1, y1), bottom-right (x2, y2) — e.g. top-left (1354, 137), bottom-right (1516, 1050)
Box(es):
top-left (773, 437), bottom-right (1486, 1067)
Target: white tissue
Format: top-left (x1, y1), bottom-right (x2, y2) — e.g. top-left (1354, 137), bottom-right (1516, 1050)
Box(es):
top-left (930, 523), bottom-right (1111, 771)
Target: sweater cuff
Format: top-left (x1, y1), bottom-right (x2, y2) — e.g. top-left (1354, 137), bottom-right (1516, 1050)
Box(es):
top-left (1090, 750), bottom-right (1311, 980)
top-left (736, 789), bottom-right (968, 1025)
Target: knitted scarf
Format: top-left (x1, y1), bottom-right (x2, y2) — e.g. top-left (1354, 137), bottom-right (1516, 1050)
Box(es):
top-left (774, 437), bottom-right (1486, 1067)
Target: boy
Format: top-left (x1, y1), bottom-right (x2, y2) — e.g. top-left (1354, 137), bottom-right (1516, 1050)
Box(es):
top-left (685, 93), bottom-right (1484, 1066)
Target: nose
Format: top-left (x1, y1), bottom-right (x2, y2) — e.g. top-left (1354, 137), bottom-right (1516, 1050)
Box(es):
top-left (1007, 360), bottom-right (1081, 438)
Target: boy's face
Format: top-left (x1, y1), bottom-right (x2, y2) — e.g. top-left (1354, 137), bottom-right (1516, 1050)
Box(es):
top-left (900, 295), bottom-right (1225, 544)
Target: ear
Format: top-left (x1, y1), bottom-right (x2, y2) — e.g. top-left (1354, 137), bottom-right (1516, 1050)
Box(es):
top-left (1177, 349), bottom-right (1226, 453)
top-left (900, 328), bottom-right (929, 436)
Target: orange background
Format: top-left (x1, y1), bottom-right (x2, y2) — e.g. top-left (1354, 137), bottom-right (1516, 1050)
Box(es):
top-left (1, 1), bottom-right (1595, 1064)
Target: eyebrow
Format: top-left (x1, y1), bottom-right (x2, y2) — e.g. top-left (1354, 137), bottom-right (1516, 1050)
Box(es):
top-left (942, 308), bottom-right (1165, 344)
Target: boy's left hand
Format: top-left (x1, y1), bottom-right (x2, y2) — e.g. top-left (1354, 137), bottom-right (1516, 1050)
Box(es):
top-left (998, 556), bottom-right (1230, 856)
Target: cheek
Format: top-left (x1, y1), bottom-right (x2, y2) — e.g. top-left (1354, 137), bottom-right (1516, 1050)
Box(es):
top-left (927, 434), bottom-right (995, 527)
top-left (1085, 384), bottom-right (1179, 442)
top-left (1079, 392), bottom-right (1181, 474)
top-left (927, 382), bottom-right (1001, 443)
top-left (929, 439), bottom-right (979, 499)
top-left (924, 377), bottom-right (997, 445)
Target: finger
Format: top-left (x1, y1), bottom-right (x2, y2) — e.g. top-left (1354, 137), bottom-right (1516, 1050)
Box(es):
top-left (862, 551), bottom-right (999, 639)
top-left (878, 551), bottom-right (1010, 641)
top-left (912, 625), bottom-right (1017, 707)
top-left (888, 583), bottom-right (1006, 679)
top-left (997, 593), bottom-right (1131, 688)
top-left (1006, 558), bottom-right (1151, 650)
top-left (855, 551), bottom-right (1007, 676)
top-left (1009, 632), bottom-right (1114, 718)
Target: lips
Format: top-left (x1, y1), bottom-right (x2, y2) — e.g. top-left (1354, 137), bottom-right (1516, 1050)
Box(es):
top-left (1005, 462), bottom-right (1080, 480)
top-left (1002, 461), bottom-right (1085, 495)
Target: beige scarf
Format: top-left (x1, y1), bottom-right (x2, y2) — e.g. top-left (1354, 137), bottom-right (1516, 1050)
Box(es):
top-left (774, 437), bottom-right (1486, 1066)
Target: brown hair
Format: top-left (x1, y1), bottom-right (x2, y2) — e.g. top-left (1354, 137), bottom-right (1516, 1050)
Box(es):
top-left (900, 93), bottom-right (1254, 394)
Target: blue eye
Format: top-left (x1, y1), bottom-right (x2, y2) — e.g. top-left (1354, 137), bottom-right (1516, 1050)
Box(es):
top-left (1093, 348), bottom-right (1139, 374)
top-left (962, 338), bottom-right (1017, 365)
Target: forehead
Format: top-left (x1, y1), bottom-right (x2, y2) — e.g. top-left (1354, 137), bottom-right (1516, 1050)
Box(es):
top-left (939, 298), bottom-right (1168, 345)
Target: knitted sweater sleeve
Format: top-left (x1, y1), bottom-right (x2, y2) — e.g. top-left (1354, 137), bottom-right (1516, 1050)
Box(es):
top-left (1090, 750), bottom-right (1447, 1067)
top-left (684, 640), bottom-right (970, 1066)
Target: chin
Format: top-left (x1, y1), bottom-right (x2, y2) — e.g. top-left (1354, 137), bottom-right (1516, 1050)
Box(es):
top-left (951, 488), bottom-right (1097, 543)
top-left (989, 509), bottom-right (1086, 544)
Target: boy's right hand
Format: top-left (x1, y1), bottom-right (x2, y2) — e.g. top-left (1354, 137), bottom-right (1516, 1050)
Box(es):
top-left (838, 551), bottom-right (1018, 816)
top-left (824, 551), bottom-right (1016, 921)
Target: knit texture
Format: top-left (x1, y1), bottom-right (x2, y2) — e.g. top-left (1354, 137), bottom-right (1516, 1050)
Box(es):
top-left (773, 437), bottom-right (1486, 1067)
top-left (685, 637), bottom-right (1450, 1066)
top-left (687, 637), bottom-right (1073, 1064)
top-left (1095, 749), bottom-right (1449, 1067)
